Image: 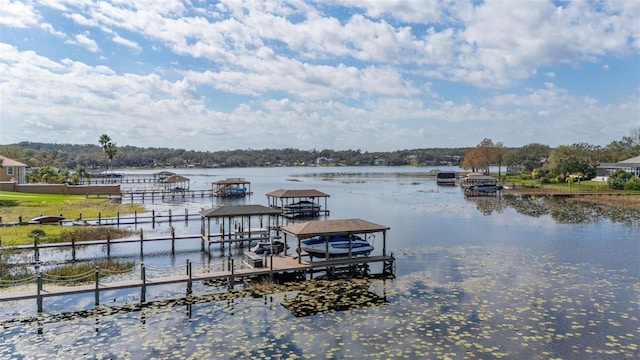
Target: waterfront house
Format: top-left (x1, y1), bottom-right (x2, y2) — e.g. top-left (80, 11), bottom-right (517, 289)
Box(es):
top-left (595, 155), bottom-right (640, 181)
top-left (0, 155), bottom-right (27, 183)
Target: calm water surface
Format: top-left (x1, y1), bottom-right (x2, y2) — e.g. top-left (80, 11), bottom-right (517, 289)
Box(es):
top-left (1, 166), bottom-right (638, 359)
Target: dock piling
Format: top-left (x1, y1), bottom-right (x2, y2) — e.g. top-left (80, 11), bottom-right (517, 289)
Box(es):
top-left (139, 229), bottom-right (144, 258)
top-left (228, 258), bottom-right (235, 291)
top-left (171, 226), bottom-right (176, 254)
top-left (106, 232), bottom-right (111, 257)
top-left (37, 273), bottom-right (43, 313)
top-left (187, 260), bottom-right (192, 296)
top-left (140, 263), bottom-right (146, 303)
top-left (34, 235), bottom-right (39, 264)
top-left (94, 267), bottom-right (100, 307)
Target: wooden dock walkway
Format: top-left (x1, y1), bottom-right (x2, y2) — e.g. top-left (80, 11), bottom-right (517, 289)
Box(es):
top-left (0, 254), bottom-right (394, 312)
top-left (1, 228), bottom-right (271, 264)
top-left (118, 189), bottom-right (215, 201)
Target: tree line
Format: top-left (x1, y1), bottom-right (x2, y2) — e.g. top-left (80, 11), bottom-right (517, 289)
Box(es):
top-left (1, 127), bottom-right (638, 188)
top-left (459, 127), bottom-right (640, 189)
top-left (0, 141), bottom-right (464, 178)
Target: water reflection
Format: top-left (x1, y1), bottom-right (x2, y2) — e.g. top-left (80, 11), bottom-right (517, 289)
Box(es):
top-left (1, 167), bottom-right (638, 358)
top-left (501, 195), bottom-right (640, 226)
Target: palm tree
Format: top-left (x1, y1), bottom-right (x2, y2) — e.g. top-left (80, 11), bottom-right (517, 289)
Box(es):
top-left (99, 134), bottom-right (111, 151)
top-left (104, 142), bottom-right (118, 181)
top-left (98, 134), bottom-right (117, 181)
top-left (73, 165), bottom-right (91, 185)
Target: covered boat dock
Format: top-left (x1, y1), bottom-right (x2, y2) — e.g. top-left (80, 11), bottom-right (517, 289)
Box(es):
top-left (213, 178), bottom-right (252, 197)
top-left (162, 174), bottom-right (190, 191)
top-left (199, 204), bottom-right (282, 253)
top-left (280, 218), bottom-right (390, 264)
top-left (266, 189), bottom-right (330, 218)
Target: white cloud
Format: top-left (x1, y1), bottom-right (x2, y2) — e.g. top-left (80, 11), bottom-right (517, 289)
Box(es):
top-left (112, 35), bottom-right (142, 52)
top-left (66, 32), bottom-right (100, 53)
top-left (0, 0), bottom-right (40, 28)
top-left (0, 0), bottom-right (639, 151)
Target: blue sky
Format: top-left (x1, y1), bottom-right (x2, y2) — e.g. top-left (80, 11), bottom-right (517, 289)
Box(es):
top-left (1, 0), bottom-right (638, 152)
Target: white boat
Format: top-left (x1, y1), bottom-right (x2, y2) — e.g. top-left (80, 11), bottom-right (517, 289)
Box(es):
top-left (250, 240), bottom-right (287, 255)
top-left (301, 234), bottom-right (373, 258)
top-left (217, 186), bottom-right (247, 196)
top-left (467, 184), bottom-right (503, 192)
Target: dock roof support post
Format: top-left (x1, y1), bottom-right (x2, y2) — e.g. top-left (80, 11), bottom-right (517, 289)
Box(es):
top-left (295, 235), bottom-right (301, 264)
top-left (269, 254), bottom-right (273, 282)
top-left (382, 231), bottom-right (387, 257)
top-left (325, 235), bottom-right (329, 259)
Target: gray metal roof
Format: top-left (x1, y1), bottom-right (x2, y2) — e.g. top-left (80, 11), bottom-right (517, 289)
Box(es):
top-left (163, 175), bottom-right (190, 183)
top-left (620, 155), bottom-right (640, 164)
top-left (266, 189), bottom-right (330, 198)
top-left (213, 178), bottom-right (250, 185)
top-left (281, 218), bottom-right (389, 240)
top-left (200, 204), bottom-right (282, 218)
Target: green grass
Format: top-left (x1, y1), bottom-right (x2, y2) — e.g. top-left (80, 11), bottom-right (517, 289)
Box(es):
top-left (1, 191), bottom-right (145, 245)
top-left (0, 191), bottom-right (144, 221)
top-left (44, 259), bottom-right (136, 283)
top-left (0, 191), bottom-right (88, 203)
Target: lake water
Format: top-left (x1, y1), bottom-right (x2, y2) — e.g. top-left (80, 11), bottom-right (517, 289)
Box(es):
top-left (1, 166), bottom-right (638, 359)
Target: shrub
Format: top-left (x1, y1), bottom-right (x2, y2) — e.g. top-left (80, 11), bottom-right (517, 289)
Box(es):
top-left (624, 177), bottom-right (640, 190)
top-left (608, 170), bottom-right (633, 190)
top-left (29, 229), bottom-right (46, 237)
top-left (0, 200), bottom-right (19, 207)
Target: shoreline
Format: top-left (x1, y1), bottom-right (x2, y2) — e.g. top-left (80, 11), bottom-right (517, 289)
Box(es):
top-left (502, 188), bottom-right (640, 209)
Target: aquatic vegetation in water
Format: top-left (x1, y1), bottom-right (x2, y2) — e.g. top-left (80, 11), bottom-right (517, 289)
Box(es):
top-left (0, 246), bottom-right (637, 359)
top-left (501, 195), bottom-right (640, 226)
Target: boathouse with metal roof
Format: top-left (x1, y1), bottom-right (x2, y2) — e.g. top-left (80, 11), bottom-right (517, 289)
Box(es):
top-left (266, 188), bottom-right (330, 218)
top-left (213, 178), bottom-right (251, 197)
top-left (281, 218), bottom-right (390, 264)
top-left (199, 204), bottom-right (282, 253)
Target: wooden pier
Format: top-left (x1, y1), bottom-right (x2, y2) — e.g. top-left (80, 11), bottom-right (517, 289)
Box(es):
top-left (60, 209), bottom-right (200, 226)
top-left (2, 227), bottom-right (276, 265)
top-left (118, 189), bottom-right (215, 201)
top-left (1, 206), bottom-right (396, 314)
top-left (0, 254), bottom-right (395, 313)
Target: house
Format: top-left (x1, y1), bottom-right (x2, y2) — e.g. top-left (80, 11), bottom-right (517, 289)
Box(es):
top-left (595, 155), bottom-right (640, 181)
top-left (0, 155), bottom-right (27, 183)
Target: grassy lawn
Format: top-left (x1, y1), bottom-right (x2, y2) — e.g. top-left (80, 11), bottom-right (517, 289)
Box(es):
top-left (0, 191), bottom-right (144, 221)
top-left (0, 191), bottom-right (144, 246)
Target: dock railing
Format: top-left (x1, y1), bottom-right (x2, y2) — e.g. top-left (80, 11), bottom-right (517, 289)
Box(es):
top-left (0, 258), bottom-right (231, 313)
